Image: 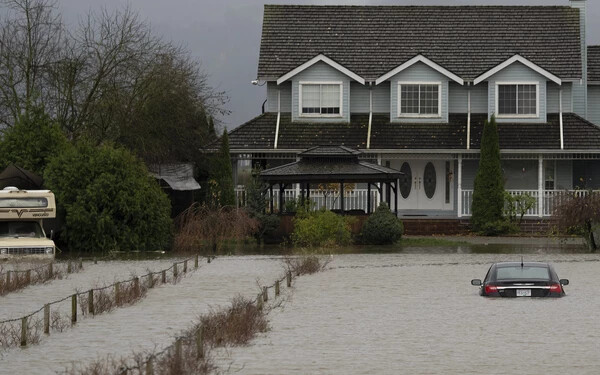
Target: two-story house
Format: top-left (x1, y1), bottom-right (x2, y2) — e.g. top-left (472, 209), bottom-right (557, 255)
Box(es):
top-left (226, 1), bottom-right (600, 220)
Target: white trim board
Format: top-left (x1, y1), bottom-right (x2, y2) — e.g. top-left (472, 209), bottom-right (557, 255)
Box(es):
top-left (276, 54), bottom-right (365, 85)
top-left (375, 55), bottom-right (464, 86)
top-left (474, 55), bottom-right (562, 85)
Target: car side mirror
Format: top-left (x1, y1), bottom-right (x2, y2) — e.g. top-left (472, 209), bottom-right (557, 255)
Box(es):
top-left (48, 229), bottom-right (54, 240)
top-left (471, 279), bottom-right (482, 286)
top-left (560, 279), bottom-right (569, 286)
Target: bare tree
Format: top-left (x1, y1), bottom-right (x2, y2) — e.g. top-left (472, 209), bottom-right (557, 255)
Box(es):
top-left (0, 0), bottom-right (62, 127)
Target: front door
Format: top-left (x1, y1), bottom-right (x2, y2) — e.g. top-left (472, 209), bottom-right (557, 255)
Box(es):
top-left (397, 160), bottom-right (448, 211)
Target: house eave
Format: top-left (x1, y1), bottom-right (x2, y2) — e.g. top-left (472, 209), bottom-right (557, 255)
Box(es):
top-left (375, 55), bottom-right (464, 85)
top-left (276, 54), bottom-right (366, 85)
top-left (473, 55), bottom-right (562, 85)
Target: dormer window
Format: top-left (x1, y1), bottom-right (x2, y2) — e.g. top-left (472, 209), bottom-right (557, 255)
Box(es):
top-left (299, 82), bottom-right (342, 117)
top-left (496, 82), bottom-right (539, 117)
top-left (398, 82), bottom-right (441, 117)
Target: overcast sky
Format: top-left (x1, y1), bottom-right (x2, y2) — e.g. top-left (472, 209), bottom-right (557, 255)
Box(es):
top-left (56, 0), bottom-right (600, 130)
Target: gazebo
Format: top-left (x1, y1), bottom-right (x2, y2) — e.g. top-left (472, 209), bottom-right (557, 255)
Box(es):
top-left (260, 146), bottom-right (403, 215)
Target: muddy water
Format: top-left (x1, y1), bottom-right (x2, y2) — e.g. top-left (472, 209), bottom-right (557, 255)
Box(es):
top-left (225, 252), bottom-right (600, 375)
top-left (0, 256), bottom-right (285, 373)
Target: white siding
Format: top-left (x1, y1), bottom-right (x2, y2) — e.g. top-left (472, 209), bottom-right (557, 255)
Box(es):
top-left (266, 82), bottom-right (292, 112)
top-left (448, 82), bottom-right (488, 113)
top-left (388, 62), bottom-right (449, 123)
top-left (350, 82), bottom-right (390, 113)
top-left (588, 86), bottom-right (600, 125)
top-left (486, 61), bottom-right (547, 123)
top-left (546, 82), bottom-right (573, 113)
top-left (290, 61), bottom-right (351, 123)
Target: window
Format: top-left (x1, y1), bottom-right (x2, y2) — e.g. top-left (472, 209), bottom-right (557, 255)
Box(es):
top-left (300, 83), bottom-right (341, 116)
top-left (497, 83), bottom-right (538, 117)
top-left (398, 83), bottom-right (441, 117)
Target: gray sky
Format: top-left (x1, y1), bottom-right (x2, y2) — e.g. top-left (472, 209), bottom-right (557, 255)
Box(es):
top-left (57, 0), bottom-right (600, 130)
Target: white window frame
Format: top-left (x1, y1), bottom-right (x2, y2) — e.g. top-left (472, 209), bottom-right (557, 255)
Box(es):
top-left (397, 81), bottom-right (442, 118)
top-left (495, 81), bottom-right (540, 119)
top-left (298, 81), bottom-right (343, 118)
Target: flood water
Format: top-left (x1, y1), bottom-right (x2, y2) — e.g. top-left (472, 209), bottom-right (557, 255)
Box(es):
top-left (1, 244), bottom-right (599, 374)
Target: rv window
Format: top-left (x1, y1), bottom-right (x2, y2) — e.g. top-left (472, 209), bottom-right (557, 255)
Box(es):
top-left (0, 198), bottom-right (48, 208)
top-left (0, 221), bottom-right (44, 238)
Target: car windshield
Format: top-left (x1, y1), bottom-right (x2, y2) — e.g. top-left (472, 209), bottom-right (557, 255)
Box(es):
top-left (496, 266), bottom-right (550, 280)
top-left (0, 221), bottom-right (44, 238)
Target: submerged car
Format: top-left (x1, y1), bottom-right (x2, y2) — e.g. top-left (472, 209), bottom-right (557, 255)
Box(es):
top-left (471, 262), bottom-right (569, 297)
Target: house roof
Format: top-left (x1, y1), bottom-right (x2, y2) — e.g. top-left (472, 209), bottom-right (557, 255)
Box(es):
top-left (589, 45), bottom-right (600, 82)
top-left (225, 113), bottom-right (600, 152)
top-left (258, 5), bottom-right (582, 82)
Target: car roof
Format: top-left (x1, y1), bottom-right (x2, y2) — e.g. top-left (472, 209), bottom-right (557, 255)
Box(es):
top-left (493, 262), bottom-right (549, 268)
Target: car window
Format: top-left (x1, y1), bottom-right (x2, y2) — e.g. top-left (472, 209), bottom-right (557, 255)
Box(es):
top-left (496, 266), bottom-right (550, 280)
top-left (0, 221), bottom-right (44, 238)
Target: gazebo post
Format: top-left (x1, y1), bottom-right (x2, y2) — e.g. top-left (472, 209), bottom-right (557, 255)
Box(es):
top-left (393, 181), bottom-right (398, 215)
top-left (269, 184), bottom-right (274, 214)
top-left (300, 182), bottom-right (305, 206)
top-left (279, 183), bottom-right (285, 215)
top-left (367, 183), bottom-right (372, 214)
top-left (386, 181), bottom-right (391, 207)
top-left (306, 182), bottom-right (310, 207)
top-left (340, 181), bottom-right (345, 214)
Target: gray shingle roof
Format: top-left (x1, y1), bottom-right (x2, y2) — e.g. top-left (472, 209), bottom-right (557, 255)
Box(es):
top-left (226, 113), bottom-right (600, 152)
top-left (589, 45), bottom-right (600, 82)
top-left (259, 5), bottom-right (582, 81)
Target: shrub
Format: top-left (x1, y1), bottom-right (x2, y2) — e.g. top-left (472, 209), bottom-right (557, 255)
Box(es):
top-left (554, 191), bottom-right (600, 251)
top-left (208, 130), bottom-right (235, 207)
top-left (479, 219), bottom-right (519, 236)
top-left (292, 209), bottom-right (351, 247)
top-left (244, 170), bottom-right (280, 242)
top-left (44, 143), bottom-right (173, 252)
top-left (504, 192), bottom-right (536, 224)
top-left (471, 115), bottom-right (505, 232)
top-left (361, 203), bottom-right (404, 245)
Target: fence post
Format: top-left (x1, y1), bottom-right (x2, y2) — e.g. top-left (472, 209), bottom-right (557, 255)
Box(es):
top-left (257, 293), bottom-right (263, 311)
top-left (196, 326), bottom-right (204, 359)
top-left (93, 257), bottom-right (97, 265)
top-left (173, 263), bottom-right (178, 280)
top-left (286, 271), bottom-right (292, 287)
top-left (44, 304), bottom-right (50, 334)
top-left (183, 260), bottom-right (188, 273)
top-left (67, 261), bottom-right (72, 273)
top-left (146, 358), bottom-right (154, 375)
top-left (161, 270), bottom-right (166, 284)
top-left (48, 262), bottom-right (53, 278)
top-left (275, 280), bottom-right (280, 297)
top-left (207, 256), bottom-right (211, 264)
top-left (71, 294), bottom-right (77, 324)
top-left (175, 338), bottom-right (182, 364)
top-left (79, 258), bottom-right (83, 270)
top-left (194, 255), bottom-right (199, 269)
top-left (134, 277), bottom-right (140, 297)
top-left (88, 289), bottom-right (94, 315)
top-left (147, 274), bottom-right (154, 289)
top-left (263, 286), bottom-right (268, 302)
top-left (115, 282), bottom-right (121, 306)
top-left (20, 316), bottom-right (27, 347)
top-left (6, 270), bottom-right (10, 287)
top-left (26, 270), bottom-right (31, 284)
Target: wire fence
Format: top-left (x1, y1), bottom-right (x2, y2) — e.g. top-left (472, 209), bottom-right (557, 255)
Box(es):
top-left (0, 260), bottom-right (84, 296)
top-left (115, 270), bottom-right (293, 375)
top-left (0, 255), bottom-right (213, 351)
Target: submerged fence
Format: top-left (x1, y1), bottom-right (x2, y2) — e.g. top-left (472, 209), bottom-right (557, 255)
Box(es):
top-left (0, 255), bottom-right (212, 350)
top-left (0, 260), bottom-right (84, 296)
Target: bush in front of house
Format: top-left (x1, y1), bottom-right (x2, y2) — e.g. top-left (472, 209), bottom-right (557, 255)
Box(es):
top-left (44, 143), bottom-right (173, 252)
top-left (292, 208), bottom-right (352, 247)
top-left (471, 115), bottom-right (505, 233)
top-left (361, 203), bottom-right (404, 245)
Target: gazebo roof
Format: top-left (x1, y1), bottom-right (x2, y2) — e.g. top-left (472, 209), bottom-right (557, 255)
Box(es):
top-left (260, 146), bottom-right (402, 183)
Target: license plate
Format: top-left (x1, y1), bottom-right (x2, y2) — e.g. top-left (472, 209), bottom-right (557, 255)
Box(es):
top-left (516, 289), bottom-right (531, 297)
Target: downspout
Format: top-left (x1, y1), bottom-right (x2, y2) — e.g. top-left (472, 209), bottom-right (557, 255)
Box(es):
top-left (467, 84), bottom-right (471, 150)
top-left (366, 83), bottom-right (373, 149)
top-left (274, 89), bottom-right (281, 149)
top-left (559, 87), bottom-right (564, 150)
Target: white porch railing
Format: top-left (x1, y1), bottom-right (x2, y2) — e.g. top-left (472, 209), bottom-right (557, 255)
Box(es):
top-left (235, 187), bottom-right (379, 213)
top-left (461, 189), bottom-right (593, 217)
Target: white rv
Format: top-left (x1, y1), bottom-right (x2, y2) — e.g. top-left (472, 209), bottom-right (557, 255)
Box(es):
top-left (0, 187), bottom-right (56, 259)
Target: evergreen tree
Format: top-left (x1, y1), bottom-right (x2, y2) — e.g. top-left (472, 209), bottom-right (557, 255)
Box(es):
top-left (213, 129), bottom-right (236, 207)
top-left (471, 115), bottom-right (505, 232)
top-left (208, 116), bottom-right (216, 139)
